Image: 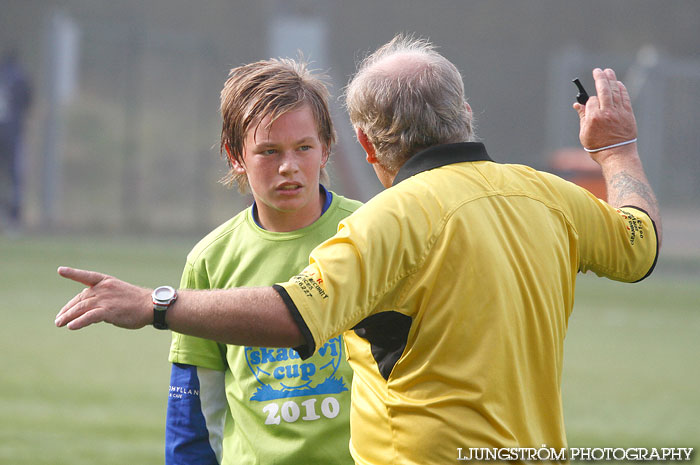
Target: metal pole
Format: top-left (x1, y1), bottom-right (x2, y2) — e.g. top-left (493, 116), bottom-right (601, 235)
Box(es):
top-left (40, 10), bottom-right (79, 229)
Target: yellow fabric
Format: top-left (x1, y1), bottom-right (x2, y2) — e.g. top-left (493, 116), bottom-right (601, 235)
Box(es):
top-left (279, 160), bottom-right (657, 465)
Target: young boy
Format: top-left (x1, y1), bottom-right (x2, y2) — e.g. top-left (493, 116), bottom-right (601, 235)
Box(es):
top-left (165, 58), bottom-right (360, 465)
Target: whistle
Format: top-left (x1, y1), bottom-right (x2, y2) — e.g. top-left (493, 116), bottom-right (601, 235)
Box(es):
top-left (572, 78), bottom-right (589, 105)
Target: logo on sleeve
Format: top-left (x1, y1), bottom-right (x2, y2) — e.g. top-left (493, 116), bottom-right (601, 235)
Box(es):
top-left (245, 335), bottom-right (348, 401)
top-left (291, 271), bottom-right (329, 300)
top-left (618, 209), bottom-right (646, 245)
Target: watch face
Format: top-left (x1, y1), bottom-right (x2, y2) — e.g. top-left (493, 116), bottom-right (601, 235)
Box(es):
top-left (153, 286), bottom-right (176, 302)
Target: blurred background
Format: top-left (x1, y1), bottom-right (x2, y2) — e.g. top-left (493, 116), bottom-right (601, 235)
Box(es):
top-left (1, 0), bottom-right (699, 235)
top-left (1, 1), bottom-right (698, 463)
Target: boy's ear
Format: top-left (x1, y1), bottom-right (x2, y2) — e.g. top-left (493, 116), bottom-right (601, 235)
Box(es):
top-left (225, 144), bottom-right (246, 174)
top-left (321, 146), bottom-right (330, 168)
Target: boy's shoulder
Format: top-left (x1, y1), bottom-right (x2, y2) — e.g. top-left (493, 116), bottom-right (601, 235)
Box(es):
top-left (186, 208), bottom-right (250, 264)
top-left (330, 191), bottom-right (363, 214)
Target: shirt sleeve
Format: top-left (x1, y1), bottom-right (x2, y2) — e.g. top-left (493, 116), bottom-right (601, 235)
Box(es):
top-left (275, 225), bottom-right (376, 357)
top-left (165, 363), bottom-right (225, 465)
top-left (166, 259), bottom-right (228, 464)
top-left (276, 196), bottom-right (422, 357)
top-left (566, 185), bottom-right (658, 282)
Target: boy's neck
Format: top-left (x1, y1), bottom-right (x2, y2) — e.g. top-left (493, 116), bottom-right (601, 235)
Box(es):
top-left (252, 185), bottom-right (331, 232)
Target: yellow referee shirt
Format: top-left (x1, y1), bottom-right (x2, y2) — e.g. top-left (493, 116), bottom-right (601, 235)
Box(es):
top-left (275, 143), bottom-right (658, 465)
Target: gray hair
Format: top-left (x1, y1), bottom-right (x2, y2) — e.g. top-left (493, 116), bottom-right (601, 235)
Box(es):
top-left (345, 34), bottom-right (475, 173)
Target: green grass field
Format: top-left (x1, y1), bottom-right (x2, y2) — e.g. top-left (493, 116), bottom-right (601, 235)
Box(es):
top-left (1, 235), bottom-right (698, 464)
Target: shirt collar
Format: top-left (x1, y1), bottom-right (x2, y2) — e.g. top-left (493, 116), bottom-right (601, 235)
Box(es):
top-left (392, 142), bottom-right (492, 186)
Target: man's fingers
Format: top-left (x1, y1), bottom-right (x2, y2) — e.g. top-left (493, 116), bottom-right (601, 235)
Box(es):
top-left (55, 267), bottom-right (107, 325)
top-left (58, 266), bottom-right (108, 287)
top-left (55, 296), bottom-right (99, 327)
top-left (56, 288), bottom-right (89, 320)
top-left (593, 68), bottom-right (613, 109)
top-left (573, 95), bottom-right (600, 120)
top-left (66, 308), bottom-right (106, 331)
top-left (605, 69), bottom-right (622, 106)
top-left (618, 81), bottom-right (632, 110)
top-left (604, 68), bottom-right (618, 82)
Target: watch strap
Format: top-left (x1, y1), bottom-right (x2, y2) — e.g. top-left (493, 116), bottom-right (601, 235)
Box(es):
top-left (153, 306), bottom-right (169, 329)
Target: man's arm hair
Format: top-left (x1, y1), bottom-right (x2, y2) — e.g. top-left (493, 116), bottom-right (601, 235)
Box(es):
top-left (169, 287), bottom-right (304, 347)
top-left (599, 147), bottom-right (662, 245)
top-left (55, 267), bottom-right (304, 348)
top-left (608, 172), bottom-right (656, 208)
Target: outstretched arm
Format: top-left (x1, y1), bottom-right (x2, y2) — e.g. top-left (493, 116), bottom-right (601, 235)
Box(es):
top-left (574, 68), bottom-right (662, 245)
top-left (54, 266), bottom-right (303, 347)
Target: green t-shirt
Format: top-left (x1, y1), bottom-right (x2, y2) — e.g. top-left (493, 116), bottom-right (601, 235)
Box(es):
top-left (169, 191), bottom-right (361, 465)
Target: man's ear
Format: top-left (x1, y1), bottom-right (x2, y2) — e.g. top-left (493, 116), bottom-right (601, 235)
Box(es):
top-left (356, 128), bottom-right (378, 164)
top-left (225, 144), bottom-right (246, 174)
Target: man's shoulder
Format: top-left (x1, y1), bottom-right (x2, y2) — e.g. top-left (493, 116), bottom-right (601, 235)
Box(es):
top-left (363, 160), bottom-right (585, 219)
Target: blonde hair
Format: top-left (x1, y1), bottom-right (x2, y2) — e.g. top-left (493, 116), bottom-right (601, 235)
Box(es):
top-left (345, 34), bottom-right (475, 173)
top-left (220, 58), bottom-right (335, 191)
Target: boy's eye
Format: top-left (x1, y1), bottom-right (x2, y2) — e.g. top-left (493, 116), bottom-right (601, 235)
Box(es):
top-left (299, 145), bottom-right (312, 151)
top-left (262, 149), bottom-right (277, 155)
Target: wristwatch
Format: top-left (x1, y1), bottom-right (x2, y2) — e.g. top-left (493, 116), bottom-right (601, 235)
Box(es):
top-left (152, 286), bottom-right (177, 330)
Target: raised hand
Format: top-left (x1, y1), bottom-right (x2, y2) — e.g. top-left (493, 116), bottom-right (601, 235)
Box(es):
top-left (574, 68), bottom-right (637, 162)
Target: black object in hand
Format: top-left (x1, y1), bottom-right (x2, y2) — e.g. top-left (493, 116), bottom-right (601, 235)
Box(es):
top-left (572, 78), bottom-right (589, 105)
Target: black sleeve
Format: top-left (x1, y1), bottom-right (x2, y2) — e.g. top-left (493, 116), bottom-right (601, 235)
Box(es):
top-left (272, 284), bottom-right (316, 359)
top-left (620, 205), bottom-right (660, 282)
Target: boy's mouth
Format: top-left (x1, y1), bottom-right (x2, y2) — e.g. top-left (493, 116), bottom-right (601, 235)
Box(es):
top-left (277, 182), bottom-right (302, 192)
